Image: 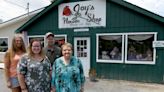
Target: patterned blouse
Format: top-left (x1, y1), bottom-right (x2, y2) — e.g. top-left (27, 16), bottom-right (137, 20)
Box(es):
top-left (18, 54), bottom-right (51, 92)
top-left (51, 56), bottom-right (85, 92)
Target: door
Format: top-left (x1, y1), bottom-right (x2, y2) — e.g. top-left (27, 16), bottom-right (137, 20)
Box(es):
top-left (74, 37), bottom-right (90, 77)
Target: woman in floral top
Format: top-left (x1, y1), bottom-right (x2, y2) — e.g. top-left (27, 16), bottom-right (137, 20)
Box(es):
top-left (17, 39), bottom-right (51, 92)
top-left (51, 42), bottom-right (85, 92)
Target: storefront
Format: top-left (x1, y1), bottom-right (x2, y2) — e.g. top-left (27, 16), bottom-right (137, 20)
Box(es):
top-left (16, 0), bottom-right (164, 83)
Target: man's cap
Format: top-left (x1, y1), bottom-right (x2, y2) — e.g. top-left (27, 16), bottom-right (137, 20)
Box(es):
top-left (45, 32), bottom-right (54, 38)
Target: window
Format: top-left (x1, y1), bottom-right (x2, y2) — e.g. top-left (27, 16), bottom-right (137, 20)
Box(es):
top-left (125, 33), bottom-right (157, 64)
top-left (76, 39), bottom-right (87, 57)
top-left (28, 35), bottom-right (67, 47)
top-left (28, 35), bottom-right (45, 47)
top-left (96, 33), bottom-right (124, 63)
top-left (97, 32), bottom-right (157, 64)
top-left (54, 35), bottom-right (67, 47)
top-left (0, 37), bottom-right (8, 53)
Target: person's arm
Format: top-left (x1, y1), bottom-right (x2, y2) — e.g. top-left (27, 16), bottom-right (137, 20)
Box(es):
top-left (51, 60), bottom-right (57, 92)
top-left (17, 73), bottom-right (27, 91)
top-left (17, 55), bottom-right (28, 92)
top-left (78, 59), bottom-right (85, 92)
top-left (4, 51), bottom-right (11, 88)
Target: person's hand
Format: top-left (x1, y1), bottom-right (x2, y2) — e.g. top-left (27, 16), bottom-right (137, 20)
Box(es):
top-left (7, 81), bottom-right (11, 88)
top-left (51, 87), bottom-right (56, 92)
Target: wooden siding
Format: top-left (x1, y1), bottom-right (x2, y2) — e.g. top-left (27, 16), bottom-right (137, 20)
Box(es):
top-left (93, 1), bottom-right (164, 83)
top-left (19, 0), bottom-right (164, 83)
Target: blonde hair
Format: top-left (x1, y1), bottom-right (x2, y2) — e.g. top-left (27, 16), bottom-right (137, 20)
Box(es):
top-left (8, 34), bottom-right (26, 58)
top-left (28, 38), bottom-right (45, 58)
top-left (61, 42), bottom-right (72, 51)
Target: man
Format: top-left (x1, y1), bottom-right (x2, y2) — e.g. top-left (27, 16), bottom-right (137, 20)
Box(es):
top-left (44, 32), bottom-right (61, 66)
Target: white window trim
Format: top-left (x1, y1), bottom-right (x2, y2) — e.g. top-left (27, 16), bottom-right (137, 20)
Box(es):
top-left (54, 34), bottom-right (67, 43)
top-left (28, 34), bottom-right (67, 47)
top-left (96, 32), bottom-right (157, 65)
top-left (0, 37), bottom-right (9, 53)
top-left (96, 33), bottom-right (124, 63)
top-left (125, 32), bottom-right (157, 65)
top-left (28, 35), bottom-right (45, 46)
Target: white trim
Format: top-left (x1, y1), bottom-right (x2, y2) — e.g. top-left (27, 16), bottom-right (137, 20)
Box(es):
top-left (124, 32), bottom-right (157, 35)
top-left (125, 32), bottom-right (157, 65)
top-left (28, 34), bottom-right (67, 47)
top-left (96, 33), bottom-right (124, 63)
top-left (96, 32), bottom-right (157, 65)
top-left (74, 37), bottom-right (90, 77)
top-left (28, 35), bottom-right (45, 46)
top-left (74, 28), bottom-right (89, 32)
top-left (54, 34), bottom-right (67, 43)
top-left (28, 35), bottom-right (45, 38)
top-left (0, 37), bottom-right (9, 53)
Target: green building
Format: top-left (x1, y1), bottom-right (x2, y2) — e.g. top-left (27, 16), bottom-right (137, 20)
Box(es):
top-left (16, 0), bottom-right (164, 83)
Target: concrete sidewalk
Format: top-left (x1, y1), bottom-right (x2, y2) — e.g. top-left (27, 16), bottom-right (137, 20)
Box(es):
top-left (85, 79), bottom-right (164, 92)
top-left (0, 69), bottom-right (164, 92)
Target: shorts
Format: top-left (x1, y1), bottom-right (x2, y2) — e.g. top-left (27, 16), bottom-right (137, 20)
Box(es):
top-left (10, 77), bottom-right (20, 88)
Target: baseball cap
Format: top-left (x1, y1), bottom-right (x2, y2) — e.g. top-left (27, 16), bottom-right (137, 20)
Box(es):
top-left (45, 32), bottom-right (54, 38)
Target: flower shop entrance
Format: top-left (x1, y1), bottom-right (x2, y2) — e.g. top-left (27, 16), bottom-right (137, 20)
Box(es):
top-left (74, 37), bottom-right (90, 77)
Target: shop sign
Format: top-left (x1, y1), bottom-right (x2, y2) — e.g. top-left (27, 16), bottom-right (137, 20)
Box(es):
top-left (58, 0), bottom-right (106, 28)
top-left (153, 41), bottom-right (164, 47)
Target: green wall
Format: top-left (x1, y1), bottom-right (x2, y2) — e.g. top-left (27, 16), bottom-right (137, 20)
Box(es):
top-left (94, 1), bottom-right (164, 83)
top-left (22, 0), bottom-right (164, 83)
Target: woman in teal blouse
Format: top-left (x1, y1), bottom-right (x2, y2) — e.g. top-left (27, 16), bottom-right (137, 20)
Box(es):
top-left (51, 42), bottom-right (85, 92)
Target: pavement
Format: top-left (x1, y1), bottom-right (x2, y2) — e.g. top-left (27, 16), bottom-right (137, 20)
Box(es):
top-left (0, 68), bottom-right (164, 92)
top-left (85, 79), bottom-right (164, 92)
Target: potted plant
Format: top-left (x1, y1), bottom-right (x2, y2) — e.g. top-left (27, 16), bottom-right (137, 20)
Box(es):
top-left (89, 68), bottom-right (97, 82)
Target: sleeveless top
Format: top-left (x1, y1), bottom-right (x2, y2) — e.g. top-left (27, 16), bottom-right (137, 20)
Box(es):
top-left (9, 54), bottom-right (22, 77)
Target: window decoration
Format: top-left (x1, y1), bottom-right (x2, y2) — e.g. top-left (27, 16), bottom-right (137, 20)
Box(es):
top-left (97, 32), bottom-right (157, 65)
top-left (97, 33), bottom-right (124, 63)
top-left (125, 33), bottom-right (156, 64)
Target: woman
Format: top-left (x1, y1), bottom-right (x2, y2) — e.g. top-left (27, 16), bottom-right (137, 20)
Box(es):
top-left (4, 34), bottom-right (26, 92)
top-left (17, 39), bottom-right (51, 92)
top-left (51, 42), bottom-right (85, 92)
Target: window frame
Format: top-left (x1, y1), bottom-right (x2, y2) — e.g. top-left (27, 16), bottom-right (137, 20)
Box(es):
top-left (28, 35), bottom-right (45, 47)
top-left (96, 33), bottom-right (125, 63)
top-left (125, 32), bottom-right (157, 65)
top-left (96, 32), bottom-right (157, 65)
top-left (0, 37), bottom-right (9, 53)
top-left (53, 34), bottom-right (67, 47)
top-left (28, 34), bottom-right (67, 47)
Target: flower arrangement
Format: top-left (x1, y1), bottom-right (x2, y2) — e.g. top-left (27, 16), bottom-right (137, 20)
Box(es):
top-left (89, 68), bottom-right (97, 81)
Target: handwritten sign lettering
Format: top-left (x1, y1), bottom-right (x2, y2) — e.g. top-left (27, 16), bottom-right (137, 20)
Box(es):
top-left (58, 0), bottom-right (106, 28)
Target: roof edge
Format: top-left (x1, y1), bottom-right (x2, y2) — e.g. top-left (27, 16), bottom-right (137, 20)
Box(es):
top-left (15, 0), bottom-right (64, 33)
top-left (109, 0), bottom-right (164, 23)
top-left (16, 0), bottom-right (164, 33)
